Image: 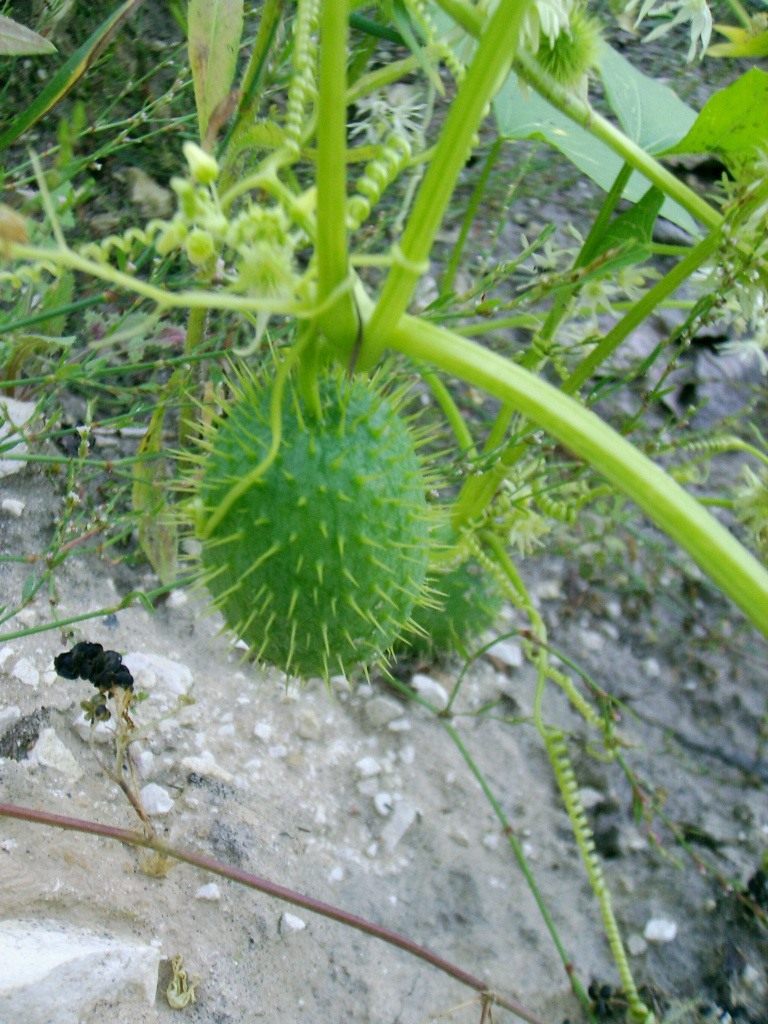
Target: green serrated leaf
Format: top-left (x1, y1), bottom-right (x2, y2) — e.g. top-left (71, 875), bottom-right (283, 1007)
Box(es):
top-left (664, 68), bottom-right (768, 170)
top-left (38, 272), bottom-right (75, 336)
top-left (188, 0), bottom-right (244, 144)
top-left (0, 14), bottom-right (57, 56)
top-left (0, 0), bottom-right (145, 152)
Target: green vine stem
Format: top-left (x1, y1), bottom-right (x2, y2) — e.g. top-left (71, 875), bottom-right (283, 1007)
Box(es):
top-left (0, 801), bottom-right (548, 1024)
top-left (361, 0), bottom-right (532, 367)
top-left (390, 314), bottom-right (768, 636)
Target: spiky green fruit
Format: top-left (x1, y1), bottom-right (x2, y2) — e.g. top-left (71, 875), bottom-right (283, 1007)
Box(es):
top-left (196, 370), bottom-right (433, 678)
top-left (402, 558), bottom-right (503, 659)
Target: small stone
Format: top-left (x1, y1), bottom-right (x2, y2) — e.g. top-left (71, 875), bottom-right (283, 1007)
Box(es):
top-left (411, 673), bottom-right (449, 709)
top-left (123, 166), bottom-right (174, 218)
top-left (373, 792), bottom-right (394, 817)
top-left (579, 787), bottom-right (606, 810)
top-left (387, 718), bottom-right (411, 733)
top-left (181, 751), bottom-right (234, 783)
top-left (0, 398), bottom-right (34, 478)
top-left (140, 783), bottom-right (173, 816)
top-left (253, 721), bottom-right (273, 742)
top-left (365, 696), bottom-right (403, 729)
top-left (535, 579), bottom-right (562, 600)
top-left (485, 640), bottom-right (524, 669)
top-left (0, 919), bottom-right (159, 1022)
top-left (0, 498), bottom-right (24, 517)
top-left (627, 933), bottom-right (648, 956)
top-left (296, 709), bottom-right (320, 741)
top-left (123, 652), bottom-right (192, 697)
top-left (643, 918), bottom-right (677, 943)
top-left (165, 589), bottom-right (188, 608)
top-left (0, 706), bottom-right (21, 730)
top-left (643, 657), bottom-right (661, 678)
top-left (355, 756), bottom-right (381, 779)
top-left (328, 866), bottom-right (344, 882)
top-left (11, 657), bottom-right (39, 688)
top-left (381, 799), bottom-right (418, 852)
top-left (482, 832), bottom-right (500, 850)
top-left (195, 883), bottom-right (221, 901)
top-left (580, 629), bottom-right (604, 652)
top-left (30, 729), bottom-right (82, 782)
top-left (279, 912), bottom-right (307, 934)
top-left (71, 711), bottom-right (115, 745)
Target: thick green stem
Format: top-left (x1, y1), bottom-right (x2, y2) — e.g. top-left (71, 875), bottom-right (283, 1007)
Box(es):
top-left (361, 0), bottom-right (532, 367)
top-left (315, 0), bottom-right (358, 359)
top-left (390, 315), bottom-right (768, 636)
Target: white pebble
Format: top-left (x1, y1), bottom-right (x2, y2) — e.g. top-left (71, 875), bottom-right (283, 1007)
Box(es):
top-left (643, 657), bottom-right (661, 678)
top-left (387, 717), bottom-right (411, 732)
top-left (181, 751), bottom-right (234, 783)
top-left (122, 651), bottom-right (192, 696)
top-left (365, 697), bottom-right (403, 729)
top-left (195, 883), bottom-right (221, 902)
top-left (279, 912), bottom-right (306, 934)
top-left (580, 629), bottom-right (604, 652)
top-left (11, 657), bottom-right (39, 688)
top-left (140, 783), bottom-right (173, 816)
top-left (355, 756), bottom-right (381, 779)
top-left (253, 721), bottom-right (273, 742)
top-left (411, 673), bottom-right (449, 709)
top-left (0, 398), bottom-right (34, 477)
top-left (296, 709), bottom-right (320, 740)
top-left (1, 498), bottom-right (25, 517)
top-left (485, 640), bottom-right (523, 668)
top-left (0, 706), bottom-right (21, 730)
top-left (627, 933), bottom-right (648, 956)
top-left (381, 799), bottom-right (418, 852)
top-left (373, 792), bottom-right (394, 817)
top-left (328, 866), bottom-right (344, 883)
top-left (643, 918), bottom-right (677, 943)
top-left (30, 729), bottom-right (82, 782)
top-left (71, 711), bottom-right (115, 745)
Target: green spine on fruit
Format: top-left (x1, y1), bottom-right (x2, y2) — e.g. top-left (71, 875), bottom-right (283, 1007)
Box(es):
top-left (402, 557), bottom-right (503, 658)
top-left (195, 368), bottom-right (433, 678)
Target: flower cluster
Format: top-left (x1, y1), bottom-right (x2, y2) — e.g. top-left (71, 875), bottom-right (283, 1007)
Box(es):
top-left (155, 142), bottom-right (298, 300)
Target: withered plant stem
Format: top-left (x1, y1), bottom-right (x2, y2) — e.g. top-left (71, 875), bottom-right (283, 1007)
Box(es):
top-left (0, 801), bottom-right (548, 1024)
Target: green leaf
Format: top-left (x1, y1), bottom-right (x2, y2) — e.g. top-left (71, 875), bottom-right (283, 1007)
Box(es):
top-left (597, 42), bottom-right (696, 155)
top-left (664, 68), bottom-right (768, 170)
top-left (0, 0), bottom-right (145, 152)
top-left (0, 14), bottom-right (57, 55)
top-left (583, 186), bottom-right (664, 266)
top-left (132, 404), bottom-right (178, 585)
top-left (493, 72), bottom-right (698, 235)
top-left (188, 0), bottom-right (244, 145)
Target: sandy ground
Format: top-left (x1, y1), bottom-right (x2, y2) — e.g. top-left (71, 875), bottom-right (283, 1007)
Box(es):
top-left (0, 463), bottom-right (766, 1024)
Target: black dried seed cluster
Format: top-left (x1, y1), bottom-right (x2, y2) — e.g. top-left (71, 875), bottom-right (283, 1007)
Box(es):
top-left (54, 643), bottom-right (134, 693)
top-left (54, 643), bottom-right (134, 724)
